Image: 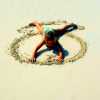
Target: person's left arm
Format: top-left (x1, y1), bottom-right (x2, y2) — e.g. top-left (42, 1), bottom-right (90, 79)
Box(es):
top-left (56, 43), bottom-right (63, 62)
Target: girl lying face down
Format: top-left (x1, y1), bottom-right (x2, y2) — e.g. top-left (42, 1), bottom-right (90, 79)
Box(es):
top-left (28, 21), bottom-right (77, 63)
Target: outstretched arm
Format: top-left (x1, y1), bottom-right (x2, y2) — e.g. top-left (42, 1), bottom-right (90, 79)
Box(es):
top-left (28, 39), bottom-right (45, 62)
top-left (56, 43), bottom-right (63, 62)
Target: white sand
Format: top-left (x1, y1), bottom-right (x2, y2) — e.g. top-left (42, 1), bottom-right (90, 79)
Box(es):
top-left (0, 0), bottom-right (100, 100)
top-left (10, 23), bottom-right (86, 65)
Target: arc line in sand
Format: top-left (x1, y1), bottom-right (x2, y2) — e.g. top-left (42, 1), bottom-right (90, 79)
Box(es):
top-left (9, 20), bottom-right (87, 65)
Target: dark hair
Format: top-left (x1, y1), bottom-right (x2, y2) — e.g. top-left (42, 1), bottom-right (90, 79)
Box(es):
top-left (45, 31), bottom-right (56, 41)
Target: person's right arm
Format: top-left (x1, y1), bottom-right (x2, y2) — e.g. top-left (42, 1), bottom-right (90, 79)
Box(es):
top-left (28, 39), bottom-right (45, 62)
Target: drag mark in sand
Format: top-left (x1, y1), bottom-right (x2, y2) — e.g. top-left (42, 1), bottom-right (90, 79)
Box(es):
top-left (9, 20), bottom-right (87, 65)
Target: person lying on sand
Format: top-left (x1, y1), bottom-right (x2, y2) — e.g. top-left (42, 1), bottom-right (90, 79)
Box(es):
top-left (28, 21), bottom-right (77, 63)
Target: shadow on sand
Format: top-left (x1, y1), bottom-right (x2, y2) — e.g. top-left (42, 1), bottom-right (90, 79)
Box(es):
top-left (36, 26), bottom-right (78, 59)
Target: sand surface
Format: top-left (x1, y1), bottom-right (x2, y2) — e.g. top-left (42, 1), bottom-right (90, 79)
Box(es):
top-left (0, 0), bottom-right (100, 100)
top-left (9, 21), bottom-right (86, 65)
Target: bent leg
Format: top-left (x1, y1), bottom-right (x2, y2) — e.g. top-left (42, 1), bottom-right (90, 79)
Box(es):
top-left (34, 22), bottom-right (44, 34)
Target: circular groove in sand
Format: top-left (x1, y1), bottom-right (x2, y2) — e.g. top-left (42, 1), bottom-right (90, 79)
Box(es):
top-left (10, 20), bottom-right (87, 65)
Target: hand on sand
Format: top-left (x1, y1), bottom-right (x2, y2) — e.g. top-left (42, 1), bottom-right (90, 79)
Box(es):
top-left (56, 57), bottom-right (63, 63)
top-left (28, 57), bottom-right (36, 62)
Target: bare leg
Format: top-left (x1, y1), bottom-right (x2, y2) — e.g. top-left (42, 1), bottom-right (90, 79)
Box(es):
top-left (29, 21), bottom-right (44, 34)
top-left (34, 21), bottom-right (44, 34)
top-left (65, 23), bottom-right (77, 30)
top-left (55, 23), bottom-right (77, 36)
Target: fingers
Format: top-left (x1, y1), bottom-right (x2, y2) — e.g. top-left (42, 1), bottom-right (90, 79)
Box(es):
top-left (28, 57), bottom-right (63, 63)
top-left (56, 58), bottom-right (63, 63)
top-left (56, 59), bottom-right (60, 62)
top-left (28, 58), bottom-right (36, 62)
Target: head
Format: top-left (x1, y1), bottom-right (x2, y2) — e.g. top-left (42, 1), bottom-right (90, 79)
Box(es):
top-left (44, 30), bottom-right (57, 47)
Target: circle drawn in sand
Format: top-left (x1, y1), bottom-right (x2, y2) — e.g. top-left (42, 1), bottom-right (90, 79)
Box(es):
top-left (10, 20), bottom-right (87, 65)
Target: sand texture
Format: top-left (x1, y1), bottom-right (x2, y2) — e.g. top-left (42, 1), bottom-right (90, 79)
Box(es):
top-left (1, 0), bottom-right (100, 99)
top-left (9, 20), bottom-right (87, 65)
